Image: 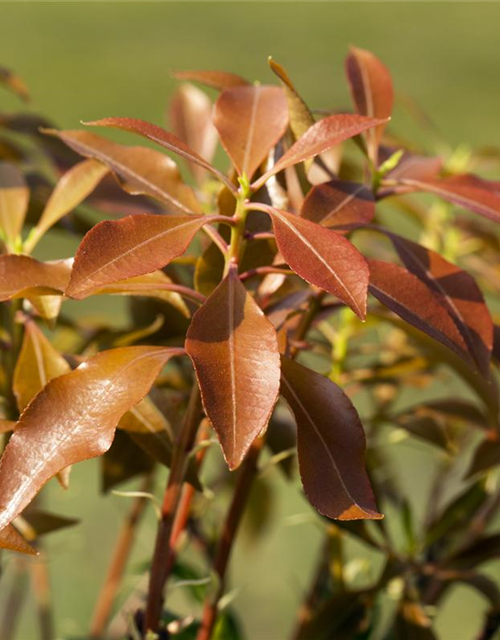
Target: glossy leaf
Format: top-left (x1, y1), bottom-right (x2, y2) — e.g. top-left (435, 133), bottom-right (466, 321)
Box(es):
top-left (65, 214), bottom-right (210, 299)
top-left (0, 346), bottom-right (184, 532)
top-left (172, 69), bottom-right (250, 90)
top-left (0, 162), bottom-right (29, 245)
top-left (44, 129), bottom-right (201, 214)
top-left (345, 46), bottom-right (393, 162)
top-left (0, 255), bottom-right (71, 301)
top-left (301, 179), bottom-right (375, 231)
top-left (170, 83), bottom-right (218, 182)
top-left (84, 117), bottom-right (236, 192)
top-left (13, 320), bottom-right (71, 412)
top-left (0, 524), bottom-right (36, 555)
top-left (399, 174), bottom-right (500, 224)
top-left (30, 159), bottom-right (109, 243)
top-left (213, 85), bottom-right (288, 179)
top-left (368, 259), bottom-right (471, 365)
top-left (185, 267), bottom-right (280, 469)
top-left (265, 206), bottom-right (369, 319)
top-left (254, 113), bottom-right (386, 188)
top-left (386, 232), bottom-right (493, 376)
top-left (268, 57), bottom-right (315, 140)
top-left (280, 357), bottom-right (381, 520)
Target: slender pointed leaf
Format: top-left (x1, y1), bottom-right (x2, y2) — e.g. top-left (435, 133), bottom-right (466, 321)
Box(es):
top-left (65, 214), bottom-right (210, 299)
top-left (84, 117), bottom-right (236, 192)
top-left (0, 346), bottom-right (184, 532)
top-left (368, 259), bottom-right (471, 365)
top-left (213, 85), bottom-right (288, 179)
top-left (0, 65), bottom-right (30, 102)
top-left (0, 162), bottom-right (29, 244)
top-left (345, 46), bottom-right (393, 162)
top-left (172, 70), bottom-right (250, 90)
top-left (185, 268), bottom-right (280, 469)
top-left (0, 524), bottom-right (36, 555)
top-left (280, 357), bottom-right (381, 520)
top-left (44, 129), bottom-right (201, 214)
top-left (254, 114), bottom-right (387, 188)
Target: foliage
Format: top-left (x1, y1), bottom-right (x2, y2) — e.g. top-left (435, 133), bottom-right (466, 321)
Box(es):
top-left (1, 47), bottom-right (500, 639)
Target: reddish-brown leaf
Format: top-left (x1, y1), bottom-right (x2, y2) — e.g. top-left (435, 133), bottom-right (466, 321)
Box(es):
top-left (0, 65), bottom-right (30, 102)
top-left (13, 320), bottom-right (71, 412)
top-left (280, 357), bottom-right (381, 520)
top-left (301, 179), bottom-right (375, 231)
top-left (172, 70), bottom-right (250, 91)
top-left (185, 267), bottom-right (280, 470)
top-left (44, 129), bottom-right (201, 214)
top-left (261, 206), bottom-right (369, 319)
top-left (254, 114), bottom-right (387, 188)
top-left (386, 233), bottom-right (493, 376)
top-left (0, 346), bottom-right (183, 532)
top-left (65, 214), bottom-right (210, 299)
top-left (213, 85), bottom-right (288, 180)
top-left (170, 83), bottom-right (218, 183)
top-left (368, 259), bottom-right (471, 365)
top-left (84, 117), bottom-right (236, 192)
top-left (398, 174), bottom-right (500, 224)
top-left (0, 255), bottom-right (71, 301)
top-left (345, 47), bottom-right (394, 163)
top-left (0, 525), bottom-right (36, 555)
top-left (0, 162), bottom-right (29, 245)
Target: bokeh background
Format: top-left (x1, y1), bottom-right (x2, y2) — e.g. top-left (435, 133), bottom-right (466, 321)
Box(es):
top-left (1, 3), bottom-right (500, 639)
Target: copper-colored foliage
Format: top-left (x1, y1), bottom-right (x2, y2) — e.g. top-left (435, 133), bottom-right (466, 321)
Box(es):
top-left (368, 259), bottom-right (471, 364)
top-left (45, 129), bottom-right (201, 214)
top-left (185, 268), bottom-right (280, 470)
top-left (0, 346), bottom-right (183, 532)
top-left (213, 85), bottom-right (288, 179)
top-left (280, 357), bottom-right (381, 520)
top-left (0, 65), bottom-right (30, 102)
top-left (269, 57), bottom-right (315, 140)
top-left (345, 46), bottom-right (393, 162)
top-left (266, 207), bottom-right (369, 319)
top-left (170, 83), bottom-right (218, 183)
top-left (66, 214), bottom-right (209, 298)
top-left (301, 179), bottom-right (375, 231)
top-left (0, 255), bottom-right (71, 300)
top-left (0, 161), bottom-right (29, 244)
top-left (387, 233), bottom-right (493, 376)
top-left (84, 117), bottom-right (235, 191)
top-left (13, 320), bottom-right (71, 412)
top-left (255, 114), bottom-right (387, 187)
top-left (400, 174), bottom-right (500, 224)
top-left (172, 69), bottom-right (250, 91)
top-left (0, 525), bottom-right (36, 555)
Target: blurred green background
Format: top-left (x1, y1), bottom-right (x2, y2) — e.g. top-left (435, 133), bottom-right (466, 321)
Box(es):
top-left (1, 2), bottom-right (500, 639)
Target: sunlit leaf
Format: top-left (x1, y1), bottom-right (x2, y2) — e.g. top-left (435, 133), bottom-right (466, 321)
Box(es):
top-left (345, 46), bottom-right (393, 163)
top-left (0, 255), bottom-right (71, 301)
top-left (44, 129), bottom-right (201, 214)
top-left (13, 319), bottom-right (71, 412)
top-left (170, 83), bottom-right (218, 183)
top-left (301, 179), bottom-right (375, 231)
top-left (0, 346), bottom-right (184, 531)
top-left (65, 214), bottom-right (211, 299)
top-left (213, 85), bottom-right (288, 179)
top-left (185, 267), bottom-right (280, 469)
top-left (386, 232), bottom-right (493, 376)
top-left (264, 206), bottom-right (369, 319)
top-left (0, 162), bottom-right (29, 245)
top-left (254, 114), bottom-right (386, 188)
top-left (280, 357), bottom-right (381, 520)
top-left (368, 259), bottom-right (471, 365)
top-left (84, 117), bottom-right (236, 192)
